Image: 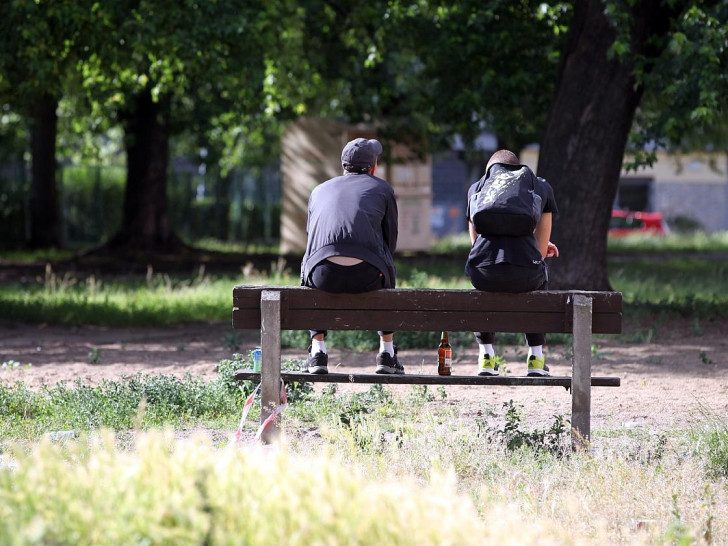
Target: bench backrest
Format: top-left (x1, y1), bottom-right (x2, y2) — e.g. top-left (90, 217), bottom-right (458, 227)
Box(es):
top-left (232, 286), bottom-right (622, 334)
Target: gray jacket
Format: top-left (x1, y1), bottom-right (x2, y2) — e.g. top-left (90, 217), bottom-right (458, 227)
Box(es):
top-left (301, 172), bottom-right (398, 287)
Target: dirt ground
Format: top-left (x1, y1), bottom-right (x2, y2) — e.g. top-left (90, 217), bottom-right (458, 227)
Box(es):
top-left (1, 319), bottom-right (727, 433)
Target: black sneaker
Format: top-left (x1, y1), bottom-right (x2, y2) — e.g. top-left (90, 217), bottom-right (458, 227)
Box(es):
top-left (375, 349), bottom-right (405, 375)
top-left (307, 346), bottom-right (329, 374)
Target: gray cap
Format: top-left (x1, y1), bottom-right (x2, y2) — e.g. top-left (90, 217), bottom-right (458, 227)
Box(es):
top-left (341, 138), bottom-right (383, 172)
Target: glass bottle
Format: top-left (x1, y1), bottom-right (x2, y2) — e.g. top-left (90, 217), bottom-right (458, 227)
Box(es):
top-left (437, 331), bottom-right (452, 376)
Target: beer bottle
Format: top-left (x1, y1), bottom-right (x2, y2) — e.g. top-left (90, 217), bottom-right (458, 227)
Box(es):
top-left (437, 331), bottom-right (452, 376)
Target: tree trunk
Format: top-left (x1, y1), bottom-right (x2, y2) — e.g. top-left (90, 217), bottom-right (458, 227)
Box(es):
top-left (28, 93), bottom-right (61, 248)
top-left (537, 0), bottom-right (673, 289)
top-left (106, 89), bottom-right (183, 252)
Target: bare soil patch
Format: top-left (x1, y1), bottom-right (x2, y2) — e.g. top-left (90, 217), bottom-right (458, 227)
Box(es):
top-left (2, 319), bottom-right (727, 433)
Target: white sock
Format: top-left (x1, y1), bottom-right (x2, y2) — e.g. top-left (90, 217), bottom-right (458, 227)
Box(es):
top-left (380, 340), bottom-right (394, 356)
top-left (528, 345), bottom-right (543, 358)
top-left (478, 344), bottom-right (494, 358)
top-left (311, 339), bottom-right (327, 356)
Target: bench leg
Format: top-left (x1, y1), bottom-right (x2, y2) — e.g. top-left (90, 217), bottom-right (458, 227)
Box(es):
top-left (571, 294), bottom-right (592, 450)
top-left (260, 290), bottom-right (282, 444)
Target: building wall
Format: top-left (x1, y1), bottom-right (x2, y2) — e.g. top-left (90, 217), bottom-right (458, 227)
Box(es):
top-left (653, 182), bottom-right (728, 233)
top-left (280, 118), bottom-right (343, 254)
top-left (280, 117), bottom-right (432, 254)
top-left (431, 152), bottom-right (471, 236)
top-left (520, 149), bottom-right (728, 232)
top-left (645, 152), bottom-right (728, 232)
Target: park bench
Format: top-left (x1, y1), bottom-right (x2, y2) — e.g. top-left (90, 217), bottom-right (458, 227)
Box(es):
top-left (232, 286), bottom-right (622, 447)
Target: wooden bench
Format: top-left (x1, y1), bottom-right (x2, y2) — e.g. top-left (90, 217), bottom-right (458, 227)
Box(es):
top-left (232, 286), bottom-right (622, 447)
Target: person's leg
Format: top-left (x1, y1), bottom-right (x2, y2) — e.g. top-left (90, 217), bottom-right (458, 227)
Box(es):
top-left (379, 332), bottom-right (394, 356)
top-left (469, 262), bottom-right (548, 375)
top-left (526, 335), bottom-right (549, 376)
top-left (306, 330), bottom-right (329, 374)
top-left (474, 331), bottom-right (498, 376)
top-left (331, 262), bottom-right (405, 375)
top-left (526, 270), bottom-right (550, 376)
top-left (304, 262), bottom-right (346, 374)
top-left (311, 332), bottom-right (327, 355)
top-left (375, 329), bottom-right (404, 374)
top-left (307, 261), bottom-right (393, 374)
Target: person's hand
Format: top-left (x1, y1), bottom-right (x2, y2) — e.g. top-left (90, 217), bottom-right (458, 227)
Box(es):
top-left (546, 241), bottom-right (559, 258)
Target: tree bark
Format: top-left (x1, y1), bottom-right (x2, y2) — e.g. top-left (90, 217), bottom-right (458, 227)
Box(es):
top-left (105, 89), bottom-right (183, 252)
top-left (28, 92), bottom-right (61, 248)
top-left (537, 0), bottom-right (674, 289)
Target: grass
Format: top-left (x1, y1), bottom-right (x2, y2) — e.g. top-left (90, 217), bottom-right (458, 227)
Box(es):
top-left (0, 356), bottom-right (312, 439)
top-left (430, 230), bottom-right (728, 255)
top-left (2, 235), bottom-right (727, 543)
top-left (0, 379), bottom-right (727, 544)
top-left (608, 258), bottom-right (728, 319)
top-left (2, 252), bottom-right (727, 344)
top-left (607, 231), bottom-right (728, 254)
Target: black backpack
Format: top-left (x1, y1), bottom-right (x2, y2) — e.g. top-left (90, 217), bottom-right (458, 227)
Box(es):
top-left (468, 163), bottom-right (543, 236)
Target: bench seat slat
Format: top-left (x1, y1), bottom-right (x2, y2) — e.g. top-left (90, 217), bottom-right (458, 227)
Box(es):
top-left (234, 370), bottom-right (620, 387)
top-left (233, 286), bottom-right (622, 313)
top-left (233, 308), bottom-right (621, 334)
top-left (232, 286), bottom-right (622, 334)
top-left (286, 310), bottom-right (621, 333)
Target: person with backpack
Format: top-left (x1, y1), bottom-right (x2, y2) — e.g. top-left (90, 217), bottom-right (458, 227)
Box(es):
top-left (300, 137), bottom-right (404, 375)
top-left (465, 149), bottom-right (559, 376)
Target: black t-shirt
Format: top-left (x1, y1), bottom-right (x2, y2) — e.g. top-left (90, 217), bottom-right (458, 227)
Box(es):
top-left (301, 172), bottom-right (399, 287)
top-left (465, 164), bottom-right (558, 268)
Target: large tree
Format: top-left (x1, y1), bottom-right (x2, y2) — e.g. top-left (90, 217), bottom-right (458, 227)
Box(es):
top-left (332, 0), bottom-right (727, 288)
top-left (79, 0), bottom-right (277, 253)
top-left (0, 0), bottom-right (88, 248)
top-left (539, 0), bottom-right (728, 289)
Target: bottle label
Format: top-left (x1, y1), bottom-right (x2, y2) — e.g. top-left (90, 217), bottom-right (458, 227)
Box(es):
top-left (444, 349), bottom-right (452, 366)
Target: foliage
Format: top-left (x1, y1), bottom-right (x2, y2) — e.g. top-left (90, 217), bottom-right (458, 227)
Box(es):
top-left (60, 164), bottom-right (126, 245)
top-left (607, 231), bottom-right (728, 254)
top-left (429, 230), bottom-right (728, 258)
top-left (608, 258), bottom-right (728, 319)
top-left (376, 1), bottom-right (569, 151)
top-left (689, 405), bottom-right (728, 479)
top-left (0, 0), bottom-right (88, 104)
top-left (624, 1), bottom-right (728, 166)
top-left (1, 375), bottom-right (728, 543)
top-left (483, 400), bottom-right (569, 455)
top-left (3, 251), bottom-right (728, 344)
top-left (0, 430), bottom-right (492, 545)
top-left (0, 353), bottom-right (315, 438)
top-left (0, 372), bottom-right (241, 437)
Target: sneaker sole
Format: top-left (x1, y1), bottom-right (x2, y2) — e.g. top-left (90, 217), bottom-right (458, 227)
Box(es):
top-left (308, 366), bottom-right (329, 374)
top-left (375, 366), bottom-right (397, 374)
top-left (527, 369), bottom-right (550, 377)
top-left (478, 370), bottom-right (499, 376)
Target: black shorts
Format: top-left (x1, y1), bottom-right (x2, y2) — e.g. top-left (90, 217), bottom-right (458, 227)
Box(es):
top-left (307, 260), bottom-right (385, 293)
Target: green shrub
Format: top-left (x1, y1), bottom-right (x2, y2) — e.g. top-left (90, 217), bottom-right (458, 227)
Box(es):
top-left (0, 430), bottom-right (494, 545)
top-left (690, 409), bottom-right (728, 479)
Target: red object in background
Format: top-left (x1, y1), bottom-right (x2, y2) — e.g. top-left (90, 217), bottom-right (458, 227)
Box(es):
top-left (609, 209), bottom-right (669, 236)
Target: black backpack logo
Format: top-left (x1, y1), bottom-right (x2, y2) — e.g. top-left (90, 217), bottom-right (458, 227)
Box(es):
top-left (469, 164), bottom-right (543, 236)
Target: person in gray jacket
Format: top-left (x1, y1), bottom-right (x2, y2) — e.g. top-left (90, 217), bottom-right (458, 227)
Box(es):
top-left (301, 137), bottom-right (403, 375)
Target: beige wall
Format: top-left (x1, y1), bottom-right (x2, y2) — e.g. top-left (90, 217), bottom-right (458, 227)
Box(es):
top-left (280, 117), bottom-right (432, 254)
top-left (519, 148), bottom-right (727, 185)
top-left (280, 118), bottom-right (344, 254)
top-left (627, 152), bottom-right (726, 184)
